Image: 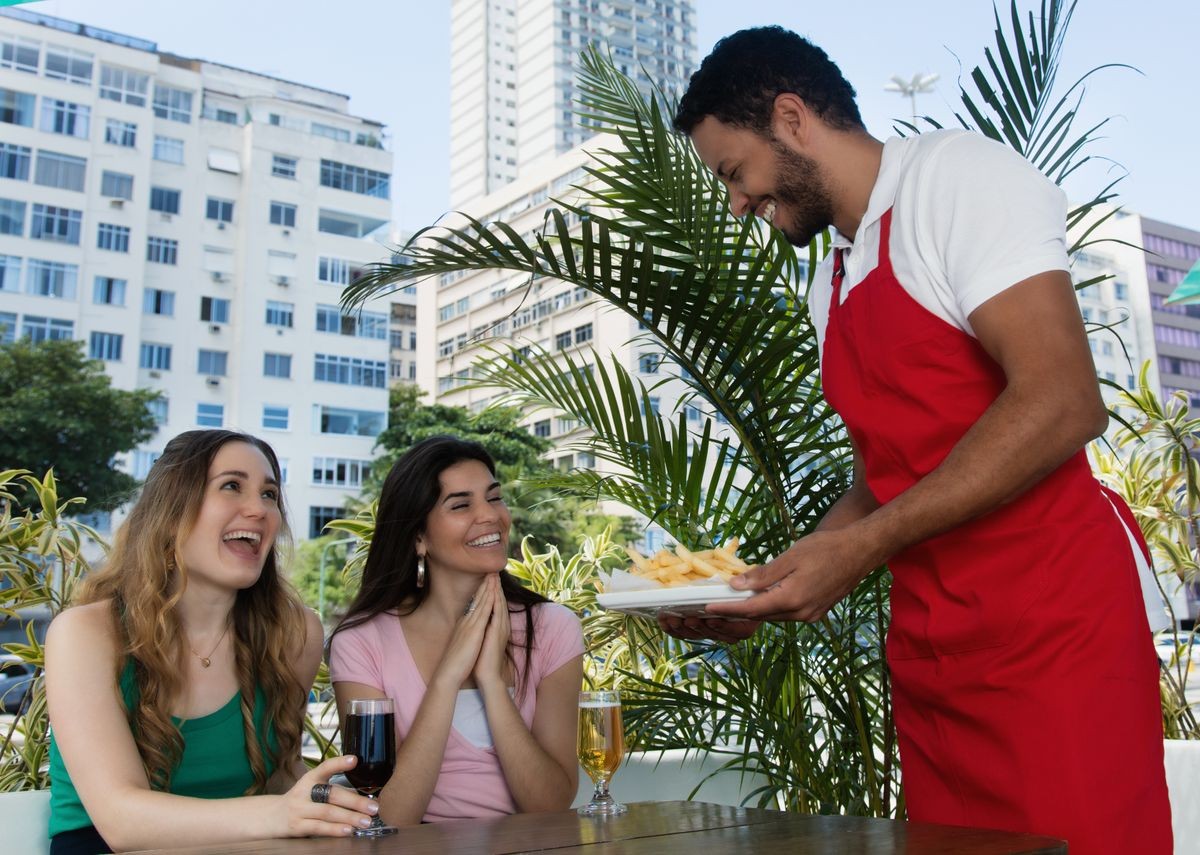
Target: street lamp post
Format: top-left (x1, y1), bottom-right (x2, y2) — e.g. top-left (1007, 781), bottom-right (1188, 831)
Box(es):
top-left (884, 72), bottom-right (940, 122)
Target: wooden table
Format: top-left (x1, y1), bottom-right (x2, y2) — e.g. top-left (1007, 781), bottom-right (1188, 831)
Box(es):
top-left (129, 801), bottom-right (1067, 854)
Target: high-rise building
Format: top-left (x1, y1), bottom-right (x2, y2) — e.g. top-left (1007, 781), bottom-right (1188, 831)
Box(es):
top-left (0, 7), bottom-right (394, 538)
top-left (1140, 218), bottom-right (1200, 409)
top-left (449, 0), bottom-right (696, 207)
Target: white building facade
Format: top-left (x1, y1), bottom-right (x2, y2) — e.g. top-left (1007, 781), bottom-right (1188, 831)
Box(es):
top-left (0, 8), bottom-right (394, 539)
top-left (449, 0), bottom-right (696, 207)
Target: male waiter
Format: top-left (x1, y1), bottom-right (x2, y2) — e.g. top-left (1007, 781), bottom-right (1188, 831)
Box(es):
top-left (664, 26), bottom-right (1171, 853)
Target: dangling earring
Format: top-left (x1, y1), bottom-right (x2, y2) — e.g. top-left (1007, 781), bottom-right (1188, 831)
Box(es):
top-left (416, 555), bottom-right (426, 589)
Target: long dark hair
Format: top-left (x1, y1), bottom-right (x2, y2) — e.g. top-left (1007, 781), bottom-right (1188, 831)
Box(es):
top-left (79, 429), bottom-right (307, 793)
top-left (331, 436), bottom-right (549, 695)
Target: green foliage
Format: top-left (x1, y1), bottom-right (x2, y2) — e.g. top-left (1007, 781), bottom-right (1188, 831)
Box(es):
top-left (1092, 364), bottom-right (1200, 740)
top-left (289, 535), bottom-right (356, 626)
top-left (0, 338), bottom-right (160, 514)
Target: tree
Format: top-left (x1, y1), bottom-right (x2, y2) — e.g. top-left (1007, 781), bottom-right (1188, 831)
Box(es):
top-left (366, 384), bottom-right (639, 553)
top-left (0, 339), bottom-right (159, 514)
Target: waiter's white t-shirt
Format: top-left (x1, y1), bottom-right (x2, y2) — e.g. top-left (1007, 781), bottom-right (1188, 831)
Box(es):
top-left (806, 129), bottom-right (1169, 631)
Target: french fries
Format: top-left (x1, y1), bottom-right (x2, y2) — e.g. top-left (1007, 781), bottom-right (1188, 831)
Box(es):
top-left (622, 538), bottom-right (755, 587)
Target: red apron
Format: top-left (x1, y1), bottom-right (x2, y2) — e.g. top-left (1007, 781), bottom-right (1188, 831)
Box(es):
top-left (821, 210), bottom-right (1171, 853)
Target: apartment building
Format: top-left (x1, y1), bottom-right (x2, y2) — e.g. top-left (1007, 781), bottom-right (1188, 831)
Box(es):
top-left (449, 0), bottom-right (696, 206)
top-left (1141, 217), bottom-right (1200, 409)
top-left (0, 7), bottom-right (394, 538)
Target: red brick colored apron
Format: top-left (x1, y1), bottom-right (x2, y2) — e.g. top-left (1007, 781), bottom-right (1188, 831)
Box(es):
top-left (821, 210), bottom-right (1171, 853)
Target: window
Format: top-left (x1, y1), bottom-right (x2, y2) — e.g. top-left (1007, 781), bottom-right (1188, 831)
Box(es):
top-left (555, 330), bottom-right (572, 350)
top-left (146, 397), bottom-right (168, 426)
top-left (200, 296), bottom-right (230, 323)
top-left (153, 85), bottom-right (193, 123)
top-left (31, 205), bottom-right (82, 244)
top-left (262, 405), bottom-right (290, 430)
top-left (40, 99), bottom-right (90, 138)
top-left (139, 342), bottom-right (171, 370)
top-left (21, 315), bottom-right (73, 343)
top-left (311, 122), bottom-right (351, 142)
top-left (0, 88), bottom-right (35, 126)
top-left (263, 352), bottom-right (292, 378)
top-left (316, 406), bottom-right (386, 437)
top-left (1, 311), bottom-right (18, 344)
top-left (196, 403), bottom-right (224, 427)
top-left (104, 119), bottom-right (137, 148)
top-left (315, 304), bottom-right (340, 333)
top-left (101, 170), bottom-right (133, 200)
top-left (132, 450), bottom-right (161, 479)
top-left (206, 197), bottom-right (233, 223)
top-left (197, 349), bottom-right (228, 376)
top-left (312, 457), bottom-right (371, 488)
top-left (316, 304), bottom-right (388, 339)
top-left (1114, 282), bottom-right (1129, 301)
top-left (0, 35), bottom-right (39, 74)
top-left (409, 331), bottom-right (416, 350)
top-left (93, 276), bottom-right (126, 306)
top-left (319, 159), bottom-right (389, 198)
top-left (574, 323), bottom-right (593, 344)
top-left (0, 255), bottom-right (21, 292)
top-left (533, 420), bottom-right (551, 438)
top-left (34, 151), bottom-right (86, 192)
top-left (0, 198), bottom-right (24, 236)
top-left (26, 259), bottom-right (77, 299)
top-left (150, 187), bottom-right (181, 214)
top-left (269, 201), bottom-right (296, 227)
top-left (309, 506), bottom-right (343, 539)
top-left (142, 288), bottom-right (175, 316)
top-left (0, 143), bottom-right (31, 181)
top-left (314, 353), bottom-right (386, 388)
top-left (147, 237), bottom-right (178, 265)
top-left (99, 65), bottom-right (149, 106)
top-left (638, 353), bottom-right (659, 374)
top-left (153, 135), bottom-right (184, 164)
top-left (44, 45), bottom-right (93, 85)
top-left (89, 331), bottom-right (122, 361)
top-left (317, 256), bottom-right (352, 285)
top-left (96, 223), bottom-right (130, 253)
top-left (272, 155), bottom-right (296, 179)
top-left (265, 300), bottom-right (294, 328)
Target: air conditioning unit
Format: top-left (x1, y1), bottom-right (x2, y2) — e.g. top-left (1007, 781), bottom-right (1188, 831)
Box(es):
top-left (109, 199), bottom-right (124, 209)
top-left (276, 275), bottom-right (290, 286)
top-left (209, 323), bottom-right (222, 333)
top-left (205, 376), bottom-right (221, 388)
top-left (148, 370), bottom-right (162, 379)
top-left (282, 229), bottom-right (291, 236)
top-left (160, 213), bottom-right (173, 222)
top-left (217, 222), bottom-right (227, 230)
top-left (211, 271), bottom-right (228, 283)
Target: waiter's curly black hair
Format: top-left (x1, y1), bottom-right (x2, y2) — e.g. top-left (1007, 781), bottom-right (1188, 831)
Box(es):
top-left (673, 26), bottom-right (865, 136)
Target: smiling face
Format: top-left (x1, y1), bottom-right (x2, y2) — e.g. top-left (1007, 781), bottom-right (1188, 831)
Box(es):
top-left (176, 441), bottom-right (282, 593)
top-left (417, 459), bottom-right (511, 577)
top-left (690, 115), bottom-right (835, 248)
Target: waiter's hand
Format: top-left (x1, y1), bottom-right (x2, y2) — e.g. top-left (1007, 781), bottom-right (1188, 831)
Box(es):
top-left (657, 613), bottom-right (761, 643)
top-left (705, 529), bottom-right (876, 623)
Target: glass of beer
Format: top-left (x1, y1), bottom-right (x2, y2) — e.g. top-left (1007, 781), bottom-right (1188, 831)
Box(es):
top-left (577, 690), bottom-right (627, 816)
top-left (344, 697), bottom-right (399, 836)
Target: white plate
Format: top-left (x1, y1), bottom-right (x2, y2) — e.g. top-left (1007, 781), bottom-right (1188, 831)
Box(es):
top-left (595, 585), bottom-right (755, 620)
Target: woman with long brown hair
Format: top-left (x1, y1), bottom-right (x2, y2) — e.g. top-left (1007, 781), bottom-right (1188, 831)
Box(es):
top-left (329, 436), bottom-right (584, 825)
top-left (45, 430), bottom-right (378, 853)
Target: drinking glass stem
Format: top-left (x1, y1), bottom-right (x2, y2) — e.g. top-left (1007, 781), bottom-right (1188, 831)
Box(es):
top-left (591, 777), bottom-right (613, 805)
top-left (367, 794), bottom-right (384, 829)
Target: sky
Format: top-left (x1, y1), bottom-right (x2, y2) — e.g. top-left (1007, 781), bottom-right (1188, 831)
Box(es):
top-left (23, 0), bottom-right (1200, 233)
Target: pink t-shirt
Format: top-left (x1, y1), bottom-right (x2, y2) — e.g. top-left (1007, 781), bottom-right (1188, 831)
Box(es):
top-left (328, 601), bottom-right (584, 822)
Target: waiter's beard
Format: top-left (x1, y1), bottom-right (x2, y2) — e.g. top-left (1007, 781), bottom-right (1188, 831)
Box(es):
top-left (769, 139), bottom-right (836, 248)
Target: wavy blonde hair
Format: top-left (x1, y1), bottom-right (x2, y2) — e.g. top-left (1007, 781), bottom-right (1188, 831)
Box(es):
top-left (78, 430), bottom-right (308, 793)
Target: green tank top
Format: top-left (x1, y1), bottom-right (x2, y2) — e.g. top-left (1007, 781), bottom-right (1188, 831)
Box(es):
top-left (48, 661), bottom-right (277, 838)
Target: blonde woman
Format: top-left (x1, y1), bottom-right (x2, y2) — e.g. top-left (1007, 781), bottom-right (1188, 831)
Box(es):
top-left (45, 430), bottom-right (377, 854)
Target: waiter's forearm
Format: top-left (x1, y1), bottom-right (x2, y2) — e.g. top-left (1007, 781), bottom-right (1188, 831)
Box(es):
top-left (848, 378), bottom-right (1105, 567)
top-left (816, 480), bottom-right (880, 533)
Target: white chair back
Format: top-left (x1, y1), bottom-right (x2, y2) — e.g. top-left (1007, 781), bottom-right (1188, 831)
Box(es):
top-left (0, 789), bottom-right (50, 855)
top-left (1164, 739), bottom-right (1200, 855)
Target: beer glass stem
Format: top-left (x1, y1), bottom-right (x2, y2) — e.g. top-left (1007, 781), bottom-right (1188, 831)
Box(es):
top-left (591, 777), bottom-right (614, 807)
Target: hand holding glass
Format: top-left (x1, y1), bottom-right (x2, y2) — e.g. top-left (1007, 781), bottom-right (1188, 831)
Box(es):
top-left (577, 690), bottom-right (627, 816)
top-left (344, 698), bottom-right (399, 836)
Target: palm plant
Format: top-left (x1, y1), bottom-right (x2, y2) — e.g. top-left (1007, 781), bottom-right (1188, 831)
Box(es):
top-left (344, 0), bottom-right (1117, 815)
